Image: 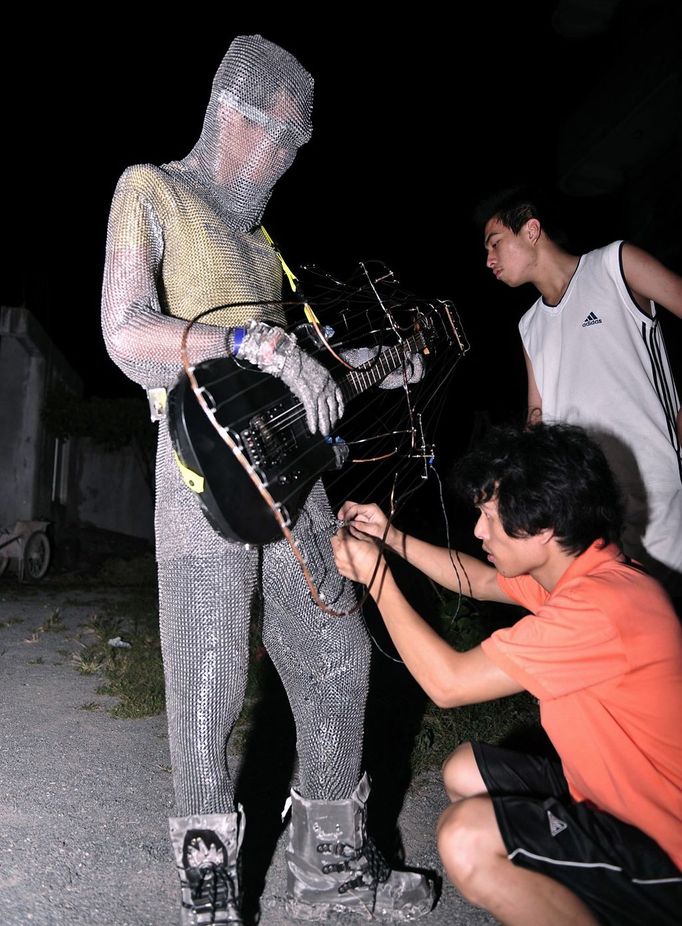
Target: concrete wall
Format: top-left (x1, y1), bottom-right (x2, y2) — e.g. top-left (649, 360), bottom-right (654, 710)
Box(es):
top-left (1, 306), bottom-right (154, 543)
top-left (76, 441), bottom-right (154, 542)
top-left (0, 307), bottom-right (76, 525)
top-left (0, 337), bottom-right (45, 521)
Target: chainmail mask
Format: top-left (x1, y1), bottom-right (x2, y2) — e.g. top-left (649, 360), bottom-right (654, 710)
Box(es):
top-left (101, 35), bottom-right (369, 814)
top-left (176, 33), bottom-right (313, 232)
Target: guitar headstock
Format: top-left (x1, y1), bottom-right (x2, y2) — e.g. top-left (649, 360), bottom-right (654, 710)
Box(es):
top-left (293, 260), bottom-right (470, 361)
top-left (411, 299), bottom-right (470, 358)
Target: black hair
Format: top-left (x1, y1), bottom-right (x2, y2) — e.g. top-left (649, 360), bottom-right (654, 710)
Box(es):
top-left (453, 422), bottom-right (624, 555)
top-left (474, 184), bottom-right (568, 247)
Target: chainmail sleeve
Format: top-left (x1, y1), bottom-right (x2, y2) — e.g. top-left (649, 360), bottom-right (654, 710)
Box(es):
top-left (101, 164), bottom-right (231, 390)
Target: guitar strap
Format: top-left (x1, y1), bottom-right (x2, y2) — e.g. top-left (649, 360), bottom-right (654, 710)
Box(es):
top-left (261, 226), bottom-right (322, 327)
top-left (260, 225), bottom-right (298, 294)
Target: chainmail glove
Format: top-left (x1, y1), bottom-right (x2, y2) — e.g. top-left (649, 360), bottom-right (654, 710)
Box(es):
top-left (237, 322), bottom-right (344, 436)
top-left (340, 346), bottom-right (426, 389)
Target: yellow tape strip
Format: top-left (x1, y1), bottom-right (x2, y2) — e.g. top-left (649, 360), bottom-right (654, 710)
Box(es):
top-left (173, 452), bottom-right (205, 494)
top-left (303, 302), bottom-right (320, 325)
top-left (261, 225), bottom-right (298, 293)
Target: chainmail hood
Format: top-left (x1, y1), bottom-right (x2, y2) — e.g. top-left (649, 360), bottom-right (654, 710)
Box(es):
top-left (165, 34), bottom-right (314, 231)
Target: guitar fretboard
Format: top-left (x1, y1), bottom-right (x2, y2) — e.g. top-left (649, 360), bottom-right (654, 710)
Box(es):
top-left (340, 331), bottom-right (427, 402)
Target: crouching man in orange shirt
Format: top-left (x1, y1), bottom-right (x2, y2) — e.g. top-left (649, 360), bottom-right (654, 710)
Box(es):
top-left (331, 422), bottom-right (682, 926)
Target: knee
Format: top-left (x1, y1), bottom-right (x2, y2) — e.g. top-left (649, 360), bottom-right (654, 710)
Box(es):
top-left (441, 742), bottom-right (480, 802)
top-left (436, 798), bottom-right (497, 901)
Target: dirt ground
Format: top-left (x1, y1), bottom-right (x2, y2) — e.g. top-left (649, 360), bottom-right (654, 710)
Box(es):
top-left (0, 571), bottom-right (498, 926)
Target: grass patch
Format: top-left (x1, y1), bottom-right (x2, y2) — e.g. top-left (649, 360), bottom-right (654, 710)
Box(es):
top-left (46, 550), bottom-right (157, 592)
top-left (69, 557), bottom-right (541, 775)
top-left (409, 593), bottom-right (540, 773)
top-left (80, 701), bottom-right (102, 712)
top-left (31, 609), bottom-right (64, 634)
top-left (412, 692), bottom-right (540, 774)
top-left (95, 554), bottom-right (157, 587)
top-left (75, 596), bottom-right (164, 720)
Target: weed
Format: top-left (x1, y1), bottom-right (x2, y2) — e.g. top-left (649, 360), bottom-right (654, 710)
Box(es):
top-left (43, 610), bottom-right (65, 632)
top-left (31, 609), bottom-right (64, 635)
top-left (76, 652), bottom-right (106, 675)
top-left (408, 592), bottom-right (540, 773)
top-left (64, 559), bottom-right (542, 776)
top-left (96, 555), bottom-right (157, 587)
top-left (75, 600), bottom-right (164, 720)
top-left (0, 618), bottom-right (26, 628)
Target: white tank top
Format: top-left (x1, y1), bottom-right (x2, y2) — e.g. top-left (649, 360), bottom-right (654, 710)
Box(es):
top-left (519, 240), bottom-right (681, 494)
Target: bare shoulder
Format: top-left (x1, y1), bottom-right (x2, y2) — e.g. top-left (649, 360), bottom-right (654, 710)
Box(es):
top-left (621, 242), bottom-right (682, 317)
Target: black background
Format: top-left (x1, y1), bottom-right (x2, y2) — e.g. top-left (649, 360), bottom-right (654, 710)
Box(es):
top-left (4, 2), bottom-right (681, 511)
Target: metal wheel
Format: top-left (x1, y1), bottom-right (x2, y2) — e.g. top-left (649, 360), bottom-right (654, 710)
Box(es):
top-left (22, 531), bottom-right (51, 581)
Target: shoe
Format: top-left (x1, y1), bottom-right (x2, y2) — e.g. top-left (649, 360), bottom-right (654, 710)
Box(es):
top-left (284, 773), bottom-right (436, 920)
top-left (169, 808), bottom-right (245, 925)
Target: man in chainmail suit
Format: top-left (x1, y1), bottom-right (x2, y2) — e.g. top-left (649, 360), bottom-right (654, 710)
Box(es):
top-left (102, 34), bottom-right (434, 925)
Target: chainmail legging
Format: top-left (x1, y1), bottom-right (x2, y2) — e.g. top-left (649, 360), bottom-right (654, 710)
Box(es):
top-left (158, 482), bottom-right (371, 815)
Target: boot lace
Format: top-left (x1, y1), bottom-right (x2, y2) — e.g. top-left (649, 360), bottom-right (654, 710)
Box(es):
top-left (317, 836), bottom-right (391, 895)
top-left (183, 863), bottom-right (241, 924)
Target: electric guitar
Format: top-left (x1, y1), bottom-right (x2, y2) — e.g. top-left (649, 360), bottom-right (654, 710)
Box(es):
top-left (167, 301), bottom-right (468, 544)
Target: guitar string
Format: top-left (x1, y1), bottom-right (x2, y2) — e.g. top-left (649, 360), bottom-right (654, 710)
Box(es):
top-left (177, 291), bottom-right (423, 617)
top-left (195, 320), bottom-right (459, 490)
top-left (253, 318), bottom-right (457, 478)
top-left (180, 302), bottom-right (369, 618)
top-left (202, 314), bottom-right (433, 446)
top-left (201, 364), bottom-right (410, 475)
top-left (223, 344), bottom-right (421, 441)
top-left (199, 308), bottom-right (436, 463)
top-left (356, 462), bottom-right (473, 666)
top-left (208, 351), bottom-right (426, 465)
top-left (177, 271), bottom-right (467, 617)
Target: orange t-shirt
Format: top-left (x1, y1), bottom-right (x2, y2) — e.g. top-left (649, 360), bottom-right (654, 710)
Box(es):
top-left (481, 542), bottom-right (682, 870)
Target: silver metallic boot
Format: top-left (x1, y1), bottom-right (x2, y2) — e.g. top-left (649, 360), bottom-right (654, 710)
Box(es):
top-left (284, 774), bottom-right (436, 920)
top-left (169, 809), bottom-right (245, 925)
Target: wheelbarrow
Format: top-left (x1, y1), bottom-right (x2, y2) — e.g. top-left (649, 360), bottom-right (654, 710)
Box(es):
top-left (0, 520), bottom-right (52, 582)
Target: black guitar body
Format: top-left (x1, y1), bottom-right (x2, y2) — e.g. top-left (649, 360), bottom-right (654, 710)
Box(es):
top-left (167, 295), bottom-right (469, 545)
top-left (167, 355), bottom-right (347, 545)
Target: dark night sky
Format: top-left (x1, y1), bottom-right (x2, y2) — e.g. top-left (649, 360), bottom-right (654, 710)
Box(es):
top-left (4, 3), bottom-right (680, 471)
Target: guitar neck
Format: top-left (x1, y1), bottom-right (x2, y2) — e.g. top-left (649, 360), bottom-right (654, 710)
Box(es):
top-left (340, 331), bottom-right (427, 402)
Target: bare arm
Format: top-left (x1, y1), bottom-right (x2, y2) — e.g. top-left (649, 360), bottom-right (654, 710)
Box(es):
top-left (331, 531), bottom-right (523, 707)
top-left (336, 501), bottom-right (515, 604)
top-left (523, 347), bottom-right (542, 425)
top-left (621, 242), bottom-right (682, 319)
top-left (622, 243), bottom-right (682, 444)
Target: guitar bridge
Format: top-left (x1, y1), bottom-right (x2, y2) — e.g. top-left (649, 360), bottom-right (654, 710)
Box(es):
top-left (241, 403), bottom-right (292, 468)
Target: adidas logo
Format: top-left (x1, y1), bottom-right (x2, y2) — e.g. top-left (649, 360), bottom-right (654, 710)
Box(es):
top-left (582, 312), bottom-right (603, 328)
top-left (547, 810), bottom-right (568, 837)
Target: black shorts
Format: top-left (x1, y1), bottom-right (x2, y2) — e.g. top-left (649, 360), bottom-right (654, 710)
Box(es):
top-left (472, 741), bottom-right (682, 926)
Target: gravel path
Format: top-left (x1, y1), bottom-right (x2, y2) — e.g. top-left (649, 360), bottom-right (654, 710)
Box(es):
top-left (0, 581), bottom-right (497, 926)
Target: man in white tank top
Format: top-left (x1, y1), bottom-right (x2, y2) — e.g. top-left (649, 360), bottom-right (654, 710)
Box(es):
top-left (479, 187), bottom-right (682, 598)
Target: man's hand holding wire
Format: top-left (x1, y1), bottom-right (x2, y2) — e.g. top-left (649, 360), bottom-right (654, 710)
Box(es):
top-left (336, 501), bottom-right (401, 546)
top-left (332, 501), bottom-right (395, 590)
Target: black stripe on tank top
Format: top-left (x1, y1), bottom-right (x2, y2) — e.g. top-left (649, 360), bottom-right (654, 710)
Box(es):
top-left (641, 320), bottom-right (682, 483)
